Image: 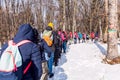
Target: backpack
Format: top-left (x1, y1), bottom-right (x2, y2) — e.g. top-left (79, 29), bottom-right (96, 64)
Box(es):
top-left (0, 40), bottom-right (31, 80)
top-left (42, 30), bottom-right (53, 46)
top-left (53, 31), bottom-right (62, 47)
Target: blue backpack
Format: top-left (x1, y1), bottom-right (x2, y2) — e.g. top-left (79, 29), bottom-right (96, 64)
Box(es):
top-left (0, 40), bottom-right (31, 80)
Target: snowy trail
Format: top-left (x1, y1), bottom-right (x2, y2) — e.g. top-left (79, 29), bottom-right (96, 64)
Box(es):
top-left (61, 43), bottom-right (104, 80)
top-left (52, 42), bottom-right (120, 80)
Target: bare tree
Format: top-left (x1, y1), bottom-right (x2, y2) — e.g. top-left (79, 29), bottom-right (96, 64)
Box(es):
top-left (72, 0), bottom-right (77, 34)
top-left (103, 0), bottom-right (108, 43)
top-left (107, 0), bottom-right (119, 60)
top-left (0, 0), bottom-right (120, 48)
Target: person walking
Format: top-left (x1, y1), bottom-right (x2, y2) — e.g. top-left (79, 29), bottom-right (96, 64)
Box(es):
top-left (42, 22), bottom-right (54, 78)
top-left (78, 32), bottom-right (82, 43)
top-left (0, 24), bottom-right (42, 80)
top-left (61, 31), bottom-right (67, 53)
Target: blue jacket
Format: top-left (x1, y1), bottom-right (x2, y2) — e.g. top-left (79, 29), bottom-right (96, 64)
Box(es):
top-left (78, 32), bottom-right (82, 39)
top-left (39, 39), bottom-right (52, 62)
top-left (1, 24), bottom-right (42, 80)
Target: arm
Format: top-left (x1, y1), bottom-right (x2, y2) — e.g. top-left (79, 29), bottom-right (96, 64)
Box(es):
top-left (43, 40), bottom-right (52, 57)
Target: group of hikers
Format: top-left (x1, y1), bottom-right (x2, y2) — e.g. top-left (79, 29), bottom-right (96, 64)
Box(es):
top-left (72, 31), bottom-right (99, 44)
top-left (0, 22), bottom-right (69, 80)
top-left (0, 22), bottom-right (99, 80)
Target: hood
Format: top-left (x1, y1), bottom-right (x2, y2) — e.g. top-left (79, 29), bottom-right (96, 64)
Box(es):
top-left (13, 24), bottom-right (35, 43)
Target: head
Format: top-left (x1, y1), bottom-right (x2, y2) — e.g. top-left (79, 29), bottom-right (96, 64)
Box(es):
top-left (33, 28), bottom-right (39, 44)
top-left (13, 24), bottom-right (37, 43)
top-left (59, 29), bottom-right (62, 31)
top-left (48, 22), bottom-right (54, 30)
top-left (62, 31), bottom-right (65, 34)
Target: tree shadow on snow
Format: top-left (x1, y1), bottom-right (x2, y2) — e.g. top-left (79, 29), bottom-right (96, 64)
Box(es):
top-left (52, 54), bottom-right (68, 80)
top-left (54, 66), bottom-right (68, 80)
top-left (58, 53), bottom-right (67, 66)
top-left (118, 43), bottom-right (120, 46)
top-left (55, 72), bottom-right (67, 80)
top-left (94, 42), bottom-right (107, 56)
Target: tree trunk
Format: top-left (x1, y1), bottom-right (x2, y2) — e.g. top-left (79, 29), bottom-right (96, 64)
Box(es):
top-left (72, 0), bottom-right (76, 35)
top-left (63, 0), bottom-right (66, 31)
top-left (99, 19), bottom-right (103, 41)
top-left (107, 0), bottom-right (118, 60)
top-left (103, 0), bottom-right (108, 43)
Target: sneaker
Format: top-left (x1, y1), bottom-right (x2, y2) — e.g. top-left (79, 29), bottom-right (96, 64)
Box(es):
top-left (49, 73), bottom-right (54, 78)
top-left (55, 63), bottom-right (58, 66)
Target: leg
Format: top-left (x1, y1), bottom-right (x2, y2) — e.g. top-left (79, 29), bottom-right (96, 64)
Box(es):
top-left (47, 52), bottom-right (54, 78)
top-left (41, 61), bottom-right (49, 80)
top-left (63, 41), bottom-right (67, 53)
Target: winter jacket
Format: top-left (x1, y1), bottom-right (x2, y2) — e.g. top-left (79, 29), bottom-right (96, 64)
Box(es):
top-left (90, 32), bottom-right (95, 39)
top-left (58, 31), bottom-right (61, 35)
top-left (1, 24), bottom-right (42, 80)
top-left (69, 32), bottom-right (73, 39)
top-left (83, 33), bottom-right (86, 39)
top-left (39, 39), bottom-right (53, 62)
top-left (95, 32), bottom-right (99, 38)
top-left (74, 32), bottom-right (78, 39)
top-left (61, 31), bottom-right (67, 42)
top-left (78, 32), bottom-right (82, 39)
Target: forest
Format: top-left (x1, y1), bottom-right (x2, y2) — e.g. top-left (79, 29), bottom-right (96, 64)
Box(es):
top-left (0, 0), bottom-right (120, 47)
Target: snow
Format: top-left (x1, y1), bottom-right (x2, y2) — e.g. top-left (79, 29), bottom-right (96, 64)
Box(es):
top-left (49, 42), bottom-right (120, 80)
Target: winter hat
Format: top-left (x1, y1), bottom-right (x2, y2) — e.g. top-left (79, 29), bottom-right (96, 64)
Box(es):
top-left (48, 22), bottom-right (54, 29)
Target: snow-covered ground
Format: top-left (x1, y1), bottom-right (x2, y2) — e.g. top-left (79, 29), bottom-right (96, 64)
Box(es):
top-left (50, 41), bottom-right (120, 80)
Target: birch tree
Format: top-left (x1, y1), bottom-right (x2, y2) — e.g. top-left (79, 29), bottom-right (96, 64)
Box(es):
top-left (107, 0), bottom-right (119, 60)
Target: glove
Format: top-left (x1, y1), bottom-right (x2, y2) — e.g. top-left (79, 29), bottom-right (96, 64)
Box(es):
top-left (48, 52), bottom-right (51, 57)
top-left (45, 53), bottom-right (50, 60)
